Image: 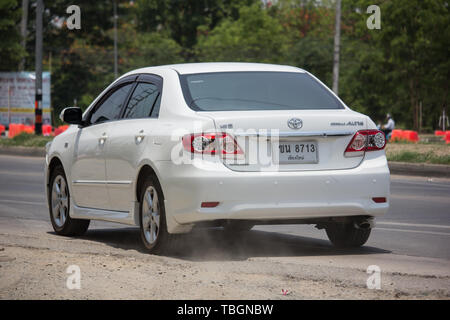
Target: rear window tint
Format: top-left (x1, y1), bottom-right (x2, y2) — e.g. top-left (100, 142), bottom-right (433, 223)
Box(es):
top-left (179, 71), bottom-right (344, 111)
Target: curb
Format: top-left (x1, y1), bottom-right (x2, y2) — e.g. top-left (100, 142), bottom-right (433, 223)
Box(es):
top-left (388, 161), bottom-right (450, 178)
top-left (0, 146), bottom-right (449, 178)
top-left (0, 146), bottom-right (46, 157)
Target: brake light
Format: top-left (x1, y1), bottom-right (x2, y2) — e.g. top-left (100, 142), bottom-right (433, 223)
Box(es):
top-left (345, 130), bottom-right (386, 157)
top-left (182, 132), bottom-right (243, 155)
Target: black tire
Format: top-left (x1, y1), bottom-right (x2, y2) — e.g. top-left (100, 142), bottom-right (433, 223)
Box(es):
top-left (138, 174), bottom-right (177, 254)
top-left (223, 221), bottom-right (254, 234)
top-left (48, 165), bottom-right (90, 236)
top-left (325, 223), bottom-right (371, 248)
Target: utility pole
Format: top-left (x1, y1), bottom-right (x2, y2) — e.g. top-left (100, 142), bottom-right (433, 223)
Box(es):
top-left (419, 101), bottom-right (422, 134)
top-left (113, 0), bottom-right (118, 79)
top-left (8, 85), bottom-right (11, 127)
top-left (35, 0), bottom-right (43, 135)
top-left (19, 0), bottom-right (29, 71)
top-left (332, 0), bottom-right (341, 94)
top-left (439, 109), bottom-right (449, 131)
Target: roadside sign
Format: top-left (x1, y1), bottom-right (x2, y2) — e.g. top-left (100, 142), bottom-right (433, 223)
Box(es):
top-left (0, 72), bottom-right (51, 127)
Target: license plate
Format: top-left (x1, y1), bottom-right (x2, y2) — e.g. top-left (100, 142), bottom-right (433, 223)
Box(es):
top-left (276, 141), bottom-right (318, 164)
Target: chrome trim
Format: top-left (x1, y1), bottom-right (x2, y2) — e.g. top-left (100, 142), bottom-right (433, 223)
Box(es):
top-left (72, 180), bottom-right (105, 185)
top-left (107, 181), bottom-right (132, 185)
top-left (72, 180), bottom-right (132, 185)
top-left (234, 131), bottom-right (355, 138)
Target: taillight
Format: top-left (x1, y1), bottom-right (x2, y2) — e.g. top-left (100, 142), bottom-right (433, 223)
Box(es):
top-left (182, 132), bottom-right (243, 155)
top-left (344, 130), bottom-right (386, 157)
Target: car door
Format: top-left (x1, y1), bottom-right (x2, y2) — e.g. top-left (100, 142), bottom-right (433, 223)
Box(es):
top-left (105, 74), bottom-right (162, 212)
top-left (70, 80), bottom-right (135, 210)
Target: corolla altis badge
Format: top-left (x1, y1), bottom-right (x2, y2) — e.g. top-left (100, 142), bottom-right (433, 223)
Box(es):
top-left (330, 121), bottom-right (364, 126)
top-left (287, 118), bottom-right (303, 130)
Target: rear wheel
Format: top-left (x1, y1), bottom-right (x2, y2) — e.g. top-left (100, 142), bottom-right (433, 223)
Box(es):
top-left (325, 222), bottom-right (371, 248)
top-left (49, 165), bottom-right (90, 236)
top-left (139, 175), bottom-right (176, 254)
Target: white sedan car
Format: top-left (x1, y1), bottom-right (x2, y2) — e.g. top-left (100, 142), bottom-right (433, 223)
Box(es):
top-left (45, 63), bottom-right (389, 254)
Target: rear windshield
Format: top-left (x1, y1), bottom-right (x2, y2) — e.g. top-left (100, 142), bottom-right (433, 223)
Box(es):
top-left (179, 71), bottom-right (344, 111)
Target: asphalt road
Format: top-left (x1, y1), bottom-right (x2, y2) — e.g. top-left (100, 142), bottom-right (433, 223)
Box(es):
top-left (0, 154), bottom-right (449, 260)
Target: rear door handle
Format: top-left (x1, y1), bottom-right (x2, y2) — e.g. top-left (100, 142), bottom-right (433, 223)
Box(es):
top-left (135, 130), bottom-right (145, 144)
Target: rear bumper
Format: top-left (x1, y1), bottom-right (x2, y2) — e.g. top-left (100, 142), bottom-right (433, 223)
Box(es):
top-left (155, 151), bottom-right (390, 228)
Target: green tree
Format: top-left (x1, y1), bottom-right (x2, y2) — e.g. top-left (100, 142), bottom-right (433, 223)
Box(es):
top-left (274, 0), bottom-right (335, 84)
top-left (340, 0), bottom-right (450, 130)
top-left (134, 0), bottom-right (258, 53)
top-left (196, 4), bottom-right (289, 63)
top-left (51, 39), bottom-right (114, 114)
top-left (0, 0), bottom-right (26, 71)
top-left (117, 22), bottom-right (184, 71)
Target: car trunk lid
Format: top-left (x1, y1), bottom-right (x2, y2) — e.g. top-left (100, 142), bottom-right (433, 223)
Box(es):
top-left (200, 110), bottom-right (367, 172)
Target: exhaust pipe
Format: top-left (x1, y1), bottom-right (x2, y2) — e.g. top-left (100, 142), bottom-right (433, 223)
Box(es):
top-left (354, 218), bottom-right (375, 230)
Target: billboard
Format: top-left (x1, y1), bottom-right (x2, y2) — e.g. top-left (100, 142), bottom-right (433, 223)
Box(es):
top-left (0, 72), bottom-right (51, 127)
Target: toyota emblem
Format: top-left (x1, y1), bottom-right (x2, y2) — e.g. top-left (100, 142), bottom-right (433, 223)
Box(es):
top-left (287, 118), bottom-right (303, 130)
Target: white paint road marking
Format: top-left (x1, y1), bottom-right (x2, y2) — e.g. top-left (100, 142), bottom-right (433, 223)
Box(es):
top-left (389, 194), bottom-right (450, 203)
top-left (377, 221), bottom-right (450, 230)
top-left (375, 227), bottom-right (450, 236)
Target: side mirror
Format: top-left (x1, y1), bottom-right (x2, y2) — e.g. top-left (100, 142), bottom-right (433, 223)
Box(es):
top-left (59, 107), bottom-right (83, 125)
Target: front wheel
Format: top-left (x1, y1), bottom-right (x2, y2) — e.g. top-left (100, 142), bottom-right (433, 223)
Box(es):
top-left (325, 223), bottom-right (371, 248)
top-left (49, 165), bottom-right (90, 236)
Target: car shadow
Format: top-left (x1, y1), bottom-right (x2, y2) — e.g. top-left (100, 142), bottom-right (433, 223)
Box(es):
top-left (55, 226), bottom-right (391, 262)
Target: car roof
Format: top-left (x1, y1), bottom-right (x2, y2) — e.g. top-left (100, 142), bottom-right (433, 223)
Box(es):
top-left (128, 62), bottom-right (306, 76)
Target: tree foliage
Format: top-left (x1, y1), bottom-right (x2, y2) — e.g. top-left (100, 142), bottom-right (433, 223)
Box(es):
top-left (0, 0), bottom-right (26, 70)
top-left (135, 0), bottom-right (258, 50)
top-left (196, 4), bottom-right (288, 63)
top-left (340, 0), bottom-right (449, 129)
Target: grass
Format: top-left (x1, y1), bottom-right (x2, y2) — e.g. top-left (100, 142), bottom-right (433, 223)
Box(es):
top-left (387, 151), bottom-right (450, 165)
top-left (386, 138), bottom-right (450, 165)
top-left (0, 132), bottom-right (53, 148)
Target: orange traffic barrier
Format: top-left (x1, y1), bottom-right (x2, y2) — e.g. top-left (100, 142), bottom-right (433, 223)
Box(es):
top-left (54, 125), bottom-right (69, 136)
top-left (410, 131), bottom-right (419, 142)
top-left (8, 124), bottom-right (15, 138)
top-left (390, 129), bottom-right (404, 141)
top-left (403, 130), bottom-right (419, 142)
top-left (23, 125), bottom-right (34, 134)
top-left (8, 123), bottom-right (25, 138)
top-left (445, 131), bottom-right (450, 144)
top-left (42, 125), bottom-right (53, 136)
top-left (390, 129), bottom-right (419, 143)
top-left (400, 130), bottom-right (409, 140)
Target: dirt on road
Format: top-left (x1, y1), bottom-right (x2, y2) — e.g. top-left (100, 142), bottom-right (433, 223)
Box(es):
top-left (0, 217), bottom-right (449, 300)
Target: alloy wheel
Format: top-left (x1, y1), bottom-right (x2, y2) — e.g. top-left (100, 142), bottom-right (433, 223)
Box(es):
top-left (142, 186), bottom-right (160, 244)
top-left (51, 175), bottom-right (69, 227)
